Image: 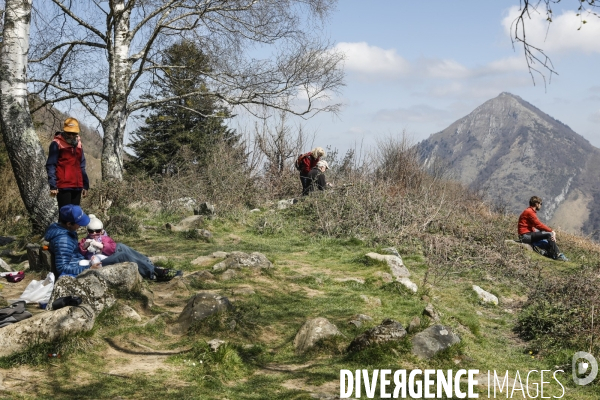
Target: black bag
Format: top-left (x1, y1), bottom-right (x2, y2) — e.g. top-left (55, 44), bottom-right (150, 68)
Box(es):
top-left (0, 301), bottom-right (32, 328)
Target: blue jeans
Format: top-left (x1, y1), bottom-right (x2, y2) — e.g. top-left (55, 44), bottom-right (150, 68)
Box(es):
top-left (101, 243), bottom-right (155, 279)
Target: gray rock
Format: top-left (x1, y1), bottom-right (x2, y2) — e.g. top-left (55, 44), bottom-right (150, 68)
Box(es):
top-left (196, 229), bottom-right (212, 239)
top-left (293, 317), bottom-right (342, 353)
top-left (472, 285), bottom-right (499, 305)
top-left (250, 209), bottom-right (261, 213)
top-left (408, 316), bottom-right (421, 333)
top-left (397, 277), bottom-right (418, 293)
top-left (365, 252), bottom-right (410, 278)
top-left (207, 339), bottom-right (225, 352)
top-left (348, 314), bottom-right (372, 328)
top-left (176, 197), bottom-right (197, 212)
top-left (221, 269), bottom-right (238, 280)
top-left (187, 270), bottom-right (215, 281)
top-left (172, 292), bottom-right (233, 334)
top-left (47, 263), bottom-right (142, 315)
top-left (191, 251), bottom-right (227, 266)
top-left (412, 325), bottom-right (460, 359)
top-left (25, 244), bottom-right (40, 271)
top-left (423, 303), bottom-right (440, 321)
top-left (165, 215), bottom-right (204, 232)
top-left (116, 303), bottom-right (142, 322)
top-left (212, 251), bottom-right (273, 272)
top-left (347, 319), bottom-right (407, 352)
top-left (348, 320), bottom-right (362, 328)
top-left (0, 257), bottom-right (11, 272)
top-left (0, 304), bottom-right (95, 357)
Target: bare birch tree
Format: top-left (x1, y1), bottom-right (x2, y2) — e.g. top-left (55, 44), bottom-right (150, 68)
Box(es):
top-left (28, 0), bottom-right (344, 181)
top-left (1, 0), bottom-right (57, 232)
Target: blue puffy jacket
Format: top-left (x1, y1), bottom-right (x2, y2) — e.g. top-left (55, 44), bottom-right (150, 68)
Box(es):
top-left (44, 223), bottom-right (87, 277)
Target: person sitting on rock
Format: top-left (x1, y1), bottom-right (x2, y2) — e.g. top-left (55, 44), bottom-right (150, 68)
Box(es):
top-left (46, 205), bottom-right (182, 280)
top-left (518, 196), bottom-right (568, 261)
top-left (303, 160), bottom-right (332, 195)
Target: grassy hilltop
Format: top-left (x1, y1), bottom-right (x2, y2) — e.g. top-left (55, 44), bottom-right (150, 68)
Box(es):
top-left (1, 140), bottom-right (600, 399)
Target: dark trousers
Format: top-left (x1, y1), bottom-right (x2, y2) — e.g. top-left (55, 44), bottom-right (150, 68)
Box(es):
top-left (300, 174), bottom-right (311, 196)
top-left (520, 231), bottom-right (561, 258)
top-left (101, 243), bottom-right (155, 279)
top-left (56, 190), bottom-right (82, 210)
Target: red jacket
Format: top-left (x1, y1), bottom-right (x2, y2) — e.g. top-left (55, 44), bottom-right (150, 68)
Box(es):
top-left (518, 206), bottom-right (552, 235)
top-left (46, 133), bottom-right (89, 190)
top-left (299, 153), bottom-right (320, 175)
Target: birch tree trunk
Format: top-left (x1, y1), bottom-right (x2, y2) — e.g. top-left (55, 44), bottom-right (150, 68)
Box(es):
top-left (0, 0), bottom-right (57, 232)
top-left (101, 1), bottom-right (132, 181)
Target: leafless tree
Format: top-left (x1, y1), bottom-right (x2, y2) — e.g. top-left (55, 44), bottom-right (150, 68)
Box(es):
top-left (511, 0), bottom-right (600, 84)
top-left (1, 0), bottom-right (57, 232)
top-left (28, 0), bottom-right (345, 181)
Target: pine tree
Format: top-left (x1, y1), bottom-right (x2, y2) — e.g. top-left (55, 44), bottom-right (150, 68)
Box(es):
top-left (126, 41), bottom-right (237, 176)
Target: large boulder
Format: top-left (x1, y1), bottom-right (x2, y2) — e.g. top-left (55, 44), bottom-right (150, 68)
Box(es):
top-left (412, 325), bottom-right (460, 359)
top-left (293, 317), bottom-right (342, 354)
top-left (347, 319), bottom-right (407, 352)
top-left (171, 292), bottom-right (233, 334)
top-left (0, 304), bottom-right (95, 357)
top-left (212, 252), bottom-right (273, 272)
top-left (47, 263), bottom-right (142, 315)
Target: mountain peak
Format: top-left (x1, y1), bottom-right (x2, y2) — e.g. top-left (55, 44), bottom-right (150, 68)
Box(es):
top-left (418, 94), bottom-right (600, 239)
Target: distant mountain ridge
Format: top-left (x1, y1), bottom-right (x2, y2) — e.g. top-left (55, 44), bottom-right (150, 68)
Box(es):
top-left (418, 92), bottom-right (600, 239)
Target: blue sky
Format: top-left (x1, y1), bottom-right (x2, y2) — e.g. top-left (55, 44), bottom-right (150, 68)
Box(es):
top-left (278, 0), bottom-right (600, 156)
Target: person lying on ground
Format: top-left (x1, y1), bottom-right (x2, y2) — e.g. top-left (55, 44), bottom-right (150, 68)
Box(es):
top-left (517, 196), bottom-right (568, 261)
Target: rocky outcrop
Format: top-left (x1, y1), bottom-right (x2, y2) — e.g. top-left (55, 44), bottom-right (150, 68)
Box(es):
top-left (365, 252), bottom-right (417, 292)
top-left (412, 325), bottom-right (460, 358)
top-left (347, 319), bottom-right (407, 352)
top-left (293, 317), bottom-right (342, 353)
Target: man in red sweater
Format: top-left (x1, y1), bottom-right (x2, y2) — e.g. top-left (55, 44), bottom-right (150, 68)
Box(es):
top-left (518, 196), bottom-right (568, 261)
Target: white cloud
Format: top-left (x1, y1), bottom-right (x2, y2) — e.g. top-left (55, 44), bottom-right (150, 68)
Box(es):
top-left (336, 42), bottom-right (527, 82)
top-left (502, 6), bottom-right (600, 54)
top-left (335, 42), bottom-right (411, 78)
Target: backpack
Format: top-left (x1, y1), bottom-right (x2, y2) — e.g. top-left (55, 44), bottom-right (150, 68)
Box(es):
top-left (294, 153), bottom-right (308, 171)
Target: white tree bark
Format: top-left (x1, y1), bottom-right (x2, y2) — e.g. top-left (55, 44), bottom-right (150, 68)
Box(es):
top-left (28, 0), bottom-right (344, 181)
top-left (0, 0), bottom-right (57, 232)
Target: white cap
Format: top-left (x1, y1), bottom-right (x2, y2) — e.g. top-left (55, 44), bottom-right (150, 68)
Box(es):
top-left (87, 214), bottom-right (103, 230)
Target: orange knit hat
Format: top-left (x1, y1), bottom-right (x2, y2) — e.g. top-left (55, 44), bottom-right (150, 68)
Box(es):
top-left (63, 118), bottom-right (80, 133)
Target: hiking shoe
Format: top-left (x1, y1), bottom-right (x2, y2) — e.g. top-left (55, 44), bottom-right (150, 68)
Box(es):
top-left (556, 253), bottom-right (569, 262)
top-left (154, 267), bottom-right (182, 282)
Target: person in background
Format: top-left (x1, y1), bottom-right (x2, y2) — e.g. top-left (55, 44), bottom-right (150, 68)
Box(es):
top-left (46, 117), bottom-right (89, 210)
top-left (298, 147), bottom-right (325, 195)
top-left (304, 160), bottom-right (332, 195)
top-left (518, 196), bottom-right (568, 261)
